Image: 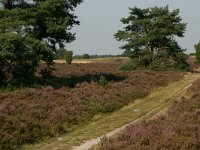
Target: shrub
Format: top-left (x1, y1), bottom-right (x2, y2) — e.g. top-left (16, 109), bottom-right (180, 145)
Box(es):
top-left (121, 50), bottom-right (189, 71)
top-left (54, 48), bottom-right (66, 59)
top-left (65, 51), bottom-right (73, 65)
top-left (82, 54), bottom-right (90, 59)
top-left (119, 59), bottom-right (139, 70)
top-left (195, 41), bottom-right (200, 64)
top-left (0, 33), bottom-right (53, 85)
top-left (98, 76), bottom-right (108, 87)
top-left (87, 99), bottom-right (104, 115)
top-left (40, 66), bottom-right (54, 79)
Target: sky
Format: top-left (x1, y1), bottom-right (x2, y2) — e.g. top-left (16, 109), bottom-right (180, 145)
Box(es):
top-left (68, 0), bottom-right (200, 55)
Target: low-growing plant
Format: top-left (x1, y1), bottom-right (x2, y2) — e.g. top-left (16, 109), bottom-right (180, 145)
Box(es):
top-left (98, 76), bottom-right (108, 87)
top-left (87, 99), bottom-right (104, 115)
top-left (0, 63), bottom-right (184, 149)
top-left (119, 62), bottom-right (138, 70)
top-left (97, 79), bottom-right (200, 150)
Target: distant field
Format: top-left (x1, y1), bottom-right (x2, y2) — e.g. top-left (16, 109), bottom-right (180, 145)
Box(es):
top-left (54, 57), bottom-right (130, 64)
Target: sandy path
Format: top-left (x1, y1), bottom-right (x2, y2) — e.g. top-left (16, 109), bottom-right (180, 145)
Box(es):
top-left (73, 83), bottom-right (193, 150)
top-left (22, 73), bottom-right (200, 150)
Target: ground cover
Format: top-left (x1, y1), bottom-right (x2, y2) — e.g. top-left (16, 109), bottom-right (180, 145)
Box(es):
top-left (97, 75), bottom-right (200, 150)
top-left (22, 72), bottom-right (199, 150)
top-left (0, 63), bottom-right (184, 149)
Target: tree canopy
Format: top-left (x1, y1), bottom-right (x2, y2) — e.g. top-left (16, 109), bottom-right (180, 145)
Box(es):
top-left (0, 0), bottom-right (82, 47)
top-left (0, 0), bottom-right (82, 85)
top-left (115, 6), bottom-right (186, 52)
top-left (195, 41), bottom-right (200, 64)
top-left (115, 6), bottom-right (189, 70)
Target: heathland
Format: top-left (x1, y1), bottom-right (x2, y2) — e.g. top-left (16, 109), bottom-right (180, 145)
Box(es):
top-left (0, 59), bottom-right (187, 149)
top-left (96, 75), bottom-right (200, 150)
top-left (1, 2), bottom-right (200, 150)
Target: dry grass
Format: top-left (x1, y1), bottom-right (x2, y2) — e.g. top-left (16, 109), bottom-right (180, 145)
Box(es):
top-left (53, 57), bottom-right (130, 64)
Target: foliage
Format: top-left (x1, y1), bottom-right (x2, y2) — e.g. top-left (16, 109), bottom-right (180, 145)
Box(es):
top-left (0, 33), bottom-right (53, 85)
top-left (0, 0), bottom-right (83, 48)
top-left (120, 61), bottom-right (138, 71)
top-left (98, 78), bottom-right (200, 150)
top-left (98, 76), bottom-right (108, 87)
top-left (195, 41), bottom-right (200, 64)
top-left (54, 48), bottom-right (66, 59)
top-left (122, 49), bottom-right (134, 57)
top-left (65, 51), bottom-right (73, 65)
top-left (189, 53), bottom-right (196, 56)
top-left (0, 63), bottom-right (184, 149)
top-left (115, 6), bottom-right (188, 70)
top-left (120, 49), bottom-right (189, 71)
top-left (82, 53), bottom-right (90, 59)
top-left (0, 0), bottom-right (82, 85)
top-left (73, 54), bottom-right (122, 59)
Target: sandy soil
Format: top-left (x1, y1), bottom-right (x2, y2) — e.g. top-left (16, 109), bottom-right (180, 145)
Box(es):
top-left (53, 57), bottom-right (130, 64)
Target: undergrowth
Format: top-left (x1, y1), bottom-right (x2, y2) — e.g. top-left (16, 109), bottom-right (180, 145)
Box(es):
top-left (98, 78), bottom-right (200, 150)
top-left (0, 63), bottom-right (184, 149)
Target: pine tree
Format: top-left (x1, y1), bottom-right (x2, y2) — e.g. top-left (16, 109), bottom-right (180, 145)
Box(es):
top-left (195, 41), bottom-right (200, 64)
top-left (115, 6), bottom-right (188, 70)
top-left (0, 0), bottom-right (82, 84)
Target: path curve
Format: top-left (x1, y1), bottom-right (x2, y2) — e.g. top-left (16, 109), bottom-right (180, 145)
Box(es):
top-left (22, 73), bottom-right (200, 150)
top-left (73, 83), bottom-right (194, 150)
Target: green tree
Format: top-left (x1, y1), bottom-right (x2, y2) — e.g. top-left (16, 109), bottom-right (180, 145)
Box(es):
top-left (0, 33), bottom-right (53, 84)
top-left (65, 51), bottom-right (73, 65)
top-left (115, 6), bottom-right (188, 70)
top-left (122, 49), bottom-right (133, 57)
top-left (195, 41), bottom-right (200, 64)
top-left (54, 48), bottom-right (66, 59)
top-left (82, 54), bottom-right (90, 59)
top-left (0, 0), bottom-right (82, 84)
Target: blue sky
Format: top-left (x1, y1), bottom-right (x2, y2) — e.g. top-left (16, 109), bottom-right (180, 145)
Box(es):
top-left (68, 0), bottom-right (200, 55)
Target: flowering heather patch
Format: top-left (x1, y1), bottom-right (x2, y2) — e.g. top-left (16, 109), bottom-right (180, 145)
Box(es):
top-left (98, 78), bottom-right (200, 150)
top-left (0, 63), bottom-right (183, 149)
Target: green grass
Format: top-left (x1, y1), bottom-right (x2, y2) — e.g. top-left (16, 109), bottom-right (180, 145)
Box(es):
top-left (21, 73), bottom-right (200, 150)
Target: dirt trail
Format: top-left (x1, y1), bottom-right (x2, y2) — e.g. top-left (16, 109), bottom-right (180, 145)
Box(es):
top-left (21, 73), bottom-right (200, 150)
top-left (73, 83), bottom-right (194, 150)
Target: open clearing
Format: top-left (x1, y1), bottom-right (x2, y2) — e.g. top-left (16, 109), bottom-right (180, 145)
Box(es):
top-left (21, 73), bottom-right (200, 150)
top-left (53, 57), bottom-right (130, 64)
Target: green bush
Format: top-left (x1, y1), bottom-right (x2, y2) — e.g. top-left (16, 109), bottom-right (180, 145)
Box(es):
top-left (120, 50), bottom-right (189, 71)
top-left (98, 76), bottom-right (108, 87)
top-left (87, 99), bottom-right (104, 115)
top-left (65, 51), bottom-right (73, 65)
top-left (0, 33), bottom-right (53, 85)
top-left (119, 59), bottom-right (140, 70)
top-left (195, 41), bottom-right (200, 64)
top-left (82, 54), bottom-right (90, 59)
top-left (54, 48), bottom-right (66, 59)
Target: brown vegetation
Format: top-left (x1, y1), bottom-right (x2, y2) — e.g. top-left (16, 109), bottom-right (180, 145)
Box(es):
top-left (98, 77), bottom-right (200, 150)
top-left (0, 63), bottom-right (184, 149)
